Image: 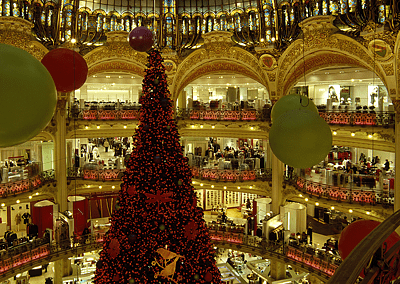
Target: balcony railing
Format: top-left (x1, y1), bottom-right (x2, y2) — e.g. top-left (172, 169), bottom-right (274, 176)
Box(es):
top-left (0, 232), bottom-right (105, 281)
top-left (207, 230), bottom-right (340, 279)
top-left (70, 107), bottom-right (395, 127)
top-left (0, 227), bottom-right (336, 281)
top-left (0, 170), bottom-right (55, 198)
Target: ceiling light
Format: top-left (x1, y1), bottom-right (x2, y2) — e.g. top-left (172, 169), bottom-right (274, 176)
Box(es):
top-left (368, 134), bottom-right (373, 138)
top-left (200, 125), bottom-right (203, 128)
top-left (366, 211), bottom-right (370, 215)
top-left (299, 194), bottom-right (303, 197)
top-left (331, 206), bottom-right (335, 210)
top-left (223, 186), bottom-right (227, 189)
top-left (211, 125), bottom-right (215, 129)
top-left (1, 203), bottom-right (4, 207)
top-left (192, 181), bottom-right (195, 184)
top-left (93, 75), bottom-right (97, 78)
top-left (112, 186), bottom-right (115, 189)
top-left (351, 79), bottom-right (355, 82)
top-left (351, 132), bottom-right (355, 137)
top-left (119, 76), bottom-right (123, 78)
top-left (97, 125), bottom-right (100, 129)
top-left (349, 209), bottom-right (353, 213)
top-left (71, 38), bottom-right (76, 43)
top-left (29, 196), bottom-right (32, 199)
top-left (191, 125), bottom-right (195, 128)
top-left (16, 200), bottom-right (20, 204)
top-left (237, 186), bottom-right (240, 189)
top-left (99, 186), bottom-right (102, 189)
top-left (124, 125), bottom-right (127, 129)
top-left (211, 185), bottom-right (214, 188)
top-left (36, 192), bottom-right (39, 195)
top-left (106, 76), bottom-right (110, 78)
top-left (332, 131), bottom-right (337, 135)
top-left (85, 126), bottom-right (89, 129)
top-left (250, 127), bottom-right (254, 130)
top-left (249, 186), bottom-right (253, 189)
top-left (305, 198), bottom-right (308, 202)
top-left (315, 202), bottom-right (319, 206)
top-left (200, 183), bottom-right (203, 186)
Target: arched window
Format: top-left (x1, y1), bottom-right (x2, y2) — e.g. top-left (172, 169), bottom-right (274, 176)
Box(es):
top-left (110, 15), bottom-right (117, 31)
top-left (219, 14), bottom-right (227, 31)
top-left (233, 12), bottom-right (241, 31)
top-left (206, 15), bottom-right (213, 33)
top-left (123, 16), bottom-right (132, 32)
top-left (378, 5), bottom-right (385, 23)
top-left (96, 14), bottom-right (104, 32)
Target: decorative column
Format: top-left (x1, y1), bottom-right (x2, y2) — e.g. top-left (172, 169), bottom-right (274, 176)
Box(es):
top-left (271, 153), bottom-right (284, 214)
top-left (54, 95), bottom-right (72, 284)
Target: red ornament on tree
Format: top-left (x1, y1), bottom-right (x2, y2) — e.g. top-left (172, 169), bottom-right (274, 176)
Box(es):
top-left (41, 48), bottom-right (88, 92)
top-left (205, 272), bottom-right (213, 282)
top-left (128, 26), bottom-right (154, 52)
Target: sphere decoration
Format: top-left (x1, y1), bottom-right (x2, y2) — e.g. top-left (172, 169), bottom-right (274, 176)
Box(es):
top-left (338, 220), bottom-right (400, 260)
top-left (204, 272), bottom-right (213, 282)
top-left (128, 26), bottom-right (154, 52)
top-left (41, 48), bottom-right (88, 93)
top-left (269, 109), bottom-right (332, 169)
top-left (271, 94), bottom-right (318, 124)
top-left (194, 274), bottom-right (200, 280)
top-left (0, 43), bottom-right (57, 148)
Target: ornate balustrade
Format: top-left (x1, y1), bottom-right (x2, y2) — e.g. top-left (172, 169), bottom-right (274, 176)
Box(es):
top-left (294, 176), bottom-right (393, 206)
top-left (0, 232), bottom-right (105, 280)
top-left (208, 230), bottom-right (340, 278)
top-left (72, 108), bottom-right (395, 127)
top-left (0, 170), bottom-right (55, 197)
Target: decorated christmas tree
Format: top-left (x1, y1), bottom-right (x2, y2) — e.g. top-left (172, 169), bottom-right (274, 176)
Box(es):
top-left (94, 49), bottom-right (222, 284)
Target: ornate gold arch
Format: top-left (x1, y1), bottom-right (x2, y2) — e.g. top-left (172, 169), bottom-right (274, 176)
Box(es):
top-left (171, 33), bottom-right (269, 102)
top-left (278, 29), bottom-right (388, 97)
top-left (84, 31), bottom-right (148, 77)
top-left (87, 60), bottom-right (146, 77)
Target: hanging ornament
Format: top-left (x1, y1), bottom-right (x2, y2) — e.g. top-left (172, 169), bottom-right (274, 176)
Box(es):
top-left (153, 248), bottom-right (184, 283)
top-left (128, 26), bottom-right (154, 52)
top-left (0, 44), bottom-right (57, 148)
top-left (161, 98), bottom-right (169, 107)
top-left (154, 155), bottom-right (161, 164)
top-left (41, 48), bottom-right (88, 93)
top-left (159, 224), bottom-right (166, 231)
top-left (271, 94), bottom-right (318, 124)
top-left (145, 190), bottom-right (174, 213)
top-left (204, 272), bottom-right (213, 282)
top-left (269, 109), bottom-right (332, 169)
top-left (153, 78), bottom-right (159, 85)
top-left (108, 238), bottom-right (120, 259)
top-left (166, 125), bottom-right (171, 130)
top-left (128, 234), bottom-right (137, 243)
top-left (128, 279), bottom-right (135, 284)
top-left (177, 180), bottom-right (183, 186)
top-left (127, 185), bottom-right (138, 195)
top-left (184, 220), bottom-right (199, 241)
top-left (194, 274), bottom-right (200, 280)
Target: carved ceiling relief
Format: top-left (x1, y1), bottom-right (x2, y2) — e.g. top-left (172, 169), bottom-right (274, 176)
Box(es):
top-left (85, 42), bottom-right (148, 68)
top-left (0, 31), bottom-right (47, 60)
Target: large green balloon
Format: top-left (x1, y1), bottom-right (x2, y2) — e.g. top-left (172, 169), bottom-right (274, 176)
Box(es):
top-left (271, 94), bottom-right (318, 123)
top-left (0, 44), bottom-right (57, 147)
top-left (269, 109), bottom-right (332, 169)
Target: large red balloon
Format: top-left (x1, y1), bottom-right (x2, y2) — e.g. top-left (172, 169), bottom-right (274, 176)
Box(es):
top-left (41, 48), bottom-right (88, 92)
top-left (129, 26), bottom-right (154, 52)
top-left (339, 219), bottom-right (400, 260)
